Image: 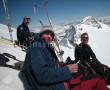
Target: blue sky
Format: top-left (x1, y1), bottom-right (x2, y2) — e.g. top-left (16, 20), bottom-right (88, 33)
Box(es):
top-left (0, 0), bottom-right (110, 28)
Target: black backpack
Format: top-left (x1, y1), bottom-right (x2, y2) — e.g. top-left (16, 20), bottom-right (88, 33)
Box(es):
top-left (0, 54), bottom-right (9, 66)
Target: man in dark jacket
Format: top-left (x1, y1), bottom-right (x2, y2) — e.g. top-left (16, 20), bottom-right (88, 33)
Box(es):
top-left (75, 33), bottom-right (106, 71)
top-left (17, 16), bottom-right (31, 47)
top-left (75, 32), bottom-right (110, 84)
top-left (19, 29), bottom-right (78, 90)
top-left (75, 33), bottom-right (96, 63)
top-left (58, 33), bottom-right (109, 90)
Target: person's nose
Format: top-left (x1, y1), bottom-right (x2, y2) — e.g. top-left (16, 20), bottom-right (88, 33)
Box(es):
top-left (48, 35), bottom-right (53, 41)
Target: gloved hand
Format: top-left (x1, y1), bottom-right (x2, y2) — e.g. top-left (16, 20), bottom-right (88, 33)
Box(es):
top-left (65, 56), bottom-right (76, 65)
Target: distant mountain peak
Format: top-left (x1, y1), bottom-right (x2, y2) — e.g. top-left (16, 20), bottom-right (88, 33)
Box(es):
top-left (98, 16), bottom-right (110, 26)
top-left (81, 16), bottom-right (101, 28)
top-left (82, 16), bottom-right (95, 22)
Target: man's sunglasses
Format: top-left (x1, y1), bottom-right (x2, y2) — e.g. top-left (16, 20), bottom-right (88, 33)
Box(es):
top-left (82, 36), bottom-right (88, 39)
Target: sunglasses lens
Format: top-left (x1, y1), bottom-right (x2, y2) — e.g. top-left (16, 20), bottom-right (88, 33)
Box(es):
top-left (82, 37), bottom-right (88, 39)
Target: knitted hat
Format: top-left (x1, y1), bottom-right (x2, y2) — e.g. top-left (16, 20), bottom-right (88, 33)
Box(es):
top-left (39, 29), bottom-right (55, 39)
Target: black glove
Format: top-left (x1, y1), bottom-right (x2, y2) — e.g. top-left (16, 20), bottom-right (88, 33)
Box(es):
top-left (65, 56), bottom-right (76, 65)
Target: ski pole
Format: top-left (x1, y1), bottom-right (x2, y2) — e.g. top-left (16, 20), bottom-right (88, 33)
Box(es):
top-left (43, 1), bottom-right (64, 62)
top-left (84, 61), bottom-right (96, 74)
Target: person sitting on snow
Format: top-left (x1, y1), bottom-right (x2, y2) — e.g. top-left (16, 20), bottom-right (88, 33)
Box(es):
top-left (74, 32), bottom-right (110, 85)
top-left (19, 29), bottom-right (78, 90)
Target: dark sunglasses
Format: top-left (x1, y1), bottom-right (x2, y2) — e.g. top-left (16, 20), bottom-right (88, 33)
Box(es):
top-left (82, 36), bottom-right (88, 39)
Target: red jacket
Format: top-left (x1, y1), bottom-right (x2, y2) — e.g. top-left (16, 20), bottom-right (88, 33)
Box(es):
top-left (64, 74), bottom-right (109, 90)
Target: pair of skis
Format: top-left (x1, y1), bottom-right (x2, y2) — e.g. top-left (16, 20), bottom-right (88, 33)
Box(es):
top-left (42, 1), bottom-right (64, 62)
top-left (2, 0), bottom-right (13, 42)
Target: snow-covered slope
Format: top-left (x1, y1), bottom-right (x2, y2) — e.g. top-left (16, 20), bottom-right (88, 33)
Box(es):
top-left (0, 39), bottom-right (26, 90)
top-left (0, 67), bottom-right (24, 90)
top-left (0, 39), bottom-right (25, 65)
top-left (0, 24), bottom-right (17, 40)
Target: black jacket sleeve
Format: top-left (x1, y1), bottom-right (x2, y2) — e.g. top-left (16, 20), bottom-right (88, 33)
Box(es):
top-left (89, 46), bottom-right (96, 59)
top-left (75, 45), bottom-right (80, 62)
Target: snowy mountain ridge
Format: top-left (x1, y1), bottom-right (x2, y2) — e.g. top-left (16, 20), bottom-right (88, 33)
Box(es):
top-left (81, 16), bottom-right (102, 28)
top-left (98, 16), bottom-right (110, 26)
